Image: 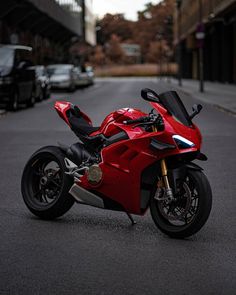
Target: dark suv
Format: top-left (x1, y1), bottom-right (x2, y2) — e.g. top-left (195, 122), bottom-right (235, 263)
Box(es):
top-left (0, 44), bottom-right (35, 110)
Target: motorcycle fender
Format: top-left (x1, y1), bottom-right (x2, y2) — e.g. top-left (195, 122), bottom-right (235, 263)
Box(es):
top-left (196, 152), bottom-right (208, 161)
top-left (168, 163), bottom-right (203, 193)
top-left (185, 162), bottom-right (203, 171)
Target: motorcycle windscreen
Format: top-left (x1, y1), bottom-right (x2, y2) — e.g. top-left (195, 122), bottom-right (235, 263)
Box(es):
top-left (158, 91), bottom-right (192, 127)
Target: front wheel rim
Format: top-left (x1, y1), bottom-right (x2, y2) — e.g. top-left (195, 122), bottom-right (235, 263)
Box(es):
top-left (157, 175), bottom-right (200, 227)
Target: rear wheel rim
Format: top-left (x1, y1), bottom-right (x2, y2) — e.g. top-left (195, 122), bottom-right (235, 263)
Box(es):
top-left (26, 156), bottom-right (63, 209)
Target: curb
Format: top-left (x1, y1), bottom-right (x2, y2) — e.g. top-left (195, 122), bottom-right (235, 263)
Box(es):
top-left (213, 104), bottom-right (236, 116)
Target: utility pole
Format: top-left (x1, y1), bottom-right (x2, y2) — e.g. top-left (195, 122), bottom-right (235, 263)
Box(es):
top-left (196, 0), bottom-right (205, 92)
top-left (81, 0), bottom-right (86, 43)
top-left (156, 32), bottom-right (163, 80)
top-left (176, 0), bottom-right (182, 86)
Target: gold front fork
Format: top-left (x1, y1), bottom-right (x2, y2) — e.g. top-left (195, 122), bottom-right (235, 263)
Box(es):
top-left (160, 159), bottom-right (170, 190)
top-left (152, 126), bottom-right (174, 200)
top-left (159, 158), bottom-right (174, 201)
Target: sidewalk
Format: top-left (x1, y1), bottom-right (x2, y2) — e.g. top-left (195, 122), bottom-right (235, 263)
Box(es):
top-left (168, 78), bottom-right (236, 115)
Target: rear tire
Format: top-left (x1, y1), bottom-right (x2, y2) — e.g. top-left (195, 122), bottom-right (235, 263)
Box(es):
top-left (21, 146), bottom-right (74, 220)
top-left (150, 169), bottom-right (212, 239)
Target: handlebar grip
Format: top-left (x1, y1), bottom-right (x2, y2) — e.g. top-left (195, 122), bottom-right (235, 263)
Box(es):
top-left (123, 116), bottom-right (149, 125)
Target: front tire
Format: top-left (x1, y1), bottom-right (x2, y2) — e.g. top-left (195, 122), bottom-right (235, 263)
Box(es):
top-left (21, 146), bottom-right (74, 219)
top-left (150, 169), bottom-right (212, 239)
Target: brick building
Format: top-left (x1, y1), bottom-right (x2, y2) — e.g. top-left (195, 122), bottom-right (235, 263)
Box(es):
top-left (175, 0), bottom-right (236, 83)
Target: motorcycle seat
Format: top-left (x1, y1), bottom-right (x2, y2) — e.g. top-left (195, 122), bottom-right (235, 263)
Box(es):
top-left (69, 116), bottom-right (100, 136)
top-left (67, 105), bottom-right (100, 136)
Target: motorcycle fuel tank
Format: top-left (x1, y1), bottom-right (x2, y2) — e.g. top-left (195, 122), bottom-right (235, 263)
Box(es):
top-left (92, 108), bottom-right (147, 137)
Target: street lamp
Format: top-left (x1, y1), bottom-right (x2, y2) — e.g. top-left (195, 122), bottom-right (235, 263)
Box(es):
top-left (176, 0), bottom-right (182, 87)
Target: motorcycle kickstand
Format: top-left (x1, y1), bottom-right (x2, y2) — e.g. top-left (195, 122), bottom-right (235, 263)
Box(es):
top-left (126, 212), bottom-right (137, 225)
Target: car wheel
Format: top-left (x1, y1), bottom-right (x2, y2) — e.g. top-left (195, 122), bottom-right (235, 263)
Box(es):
top-left (27, 91), bottom-right (36, 108)
top-left (45, 87), bottom-right (51, 100)
top-left (7, 90), bottom-right (19, 111)
top-left (38, 89), bottom-right (44, 102)
top-left (68, 83), bottom-right (75, 92)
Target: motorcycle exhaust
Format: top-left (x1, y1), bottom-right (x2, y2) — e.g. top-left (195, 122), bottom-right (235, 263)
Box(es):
top-left (69, 184), bottom-right (105, 209)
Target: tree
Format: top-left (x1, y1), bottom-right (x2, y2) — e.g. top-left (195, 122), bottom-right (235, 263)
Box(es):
top-left (106, 34), bottom-right (125, 64)
top-left (95, 0), bottom-right (175, 64)
top-left (146, 40), bottom-right (170, 63)
top-left (134, 0), bottom-right (175, 62)
top-left (97, 13), bottom-right (134, 45)
top-left (89, 45), bottom-right (106, 66)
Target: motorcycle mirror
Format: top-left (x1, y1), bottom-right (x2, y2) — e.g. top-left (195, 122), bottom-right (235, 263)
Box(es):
top-left (189, 104), bottom-right (203, 119)
top-left (141, 88), bottom-right (160, 103)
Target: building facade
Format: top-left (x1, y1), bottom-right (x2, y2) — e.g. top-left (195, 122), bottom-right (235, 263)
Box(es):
top-left (83, 0), bottom-right (96, 46)
top-left (0, 0), bottom-right (95, 64)
top-left (175, 0), bottom-right (236, 83)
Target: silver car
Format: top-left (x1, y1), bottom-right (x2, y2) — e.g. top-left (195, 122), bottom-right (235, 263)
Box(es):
top-left (47, 64), bottom-right (76, 92)
top-left (74, 66), bottom-right (94, 87)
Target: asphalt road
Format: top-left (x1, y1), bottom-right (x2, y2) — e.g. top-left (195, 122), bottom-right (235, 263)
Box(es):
top-left (0, 78), bottom-right (235, 295)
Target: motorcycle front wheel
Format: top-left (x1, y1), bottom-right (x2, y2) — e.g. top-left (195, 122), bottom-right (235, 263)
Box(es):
top-left (150, 169), bottom-right (212, 239)
top-left (21, 146), bottom-right (74, 219)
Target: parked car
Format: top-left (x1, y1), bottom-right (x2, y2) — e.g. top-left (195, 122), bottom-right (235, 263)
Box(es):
top-left (74, 65), bottom-right (94, 87)
top-left (0, 44), bottom-right (36, 110)
top-left (30, 65), bottom-right (51, 101)
top-left (47, 64), bottom-right (76, 92)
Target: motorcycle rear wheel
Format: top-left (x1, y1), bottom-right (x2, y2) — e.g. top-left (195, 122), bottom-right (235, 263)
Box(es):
top-left (150, 169), bottom-right (212, 239)
top-left (21, 146), bottom-right (74, 219)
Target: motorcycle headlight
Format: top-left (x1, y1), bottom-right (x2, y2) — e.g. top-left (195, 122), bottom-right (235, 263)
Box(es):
top-left (173, 135), bottom-right (195, 149)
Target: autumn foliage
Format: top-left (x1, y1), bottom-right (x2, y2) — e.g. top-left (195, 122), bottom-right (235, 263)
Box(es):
top-left (91, 0), bottom-right (175, 66)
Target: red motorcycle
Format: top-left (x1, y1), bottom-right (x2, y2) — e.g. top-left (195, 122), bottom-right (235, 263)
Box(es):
top-left (21, 89), bottom-right (212, 238)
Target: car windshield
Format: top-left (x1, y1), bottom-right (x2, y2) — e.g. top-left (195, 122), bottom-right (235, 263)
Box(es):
top-left (158, 91), bottom-right (192, 127)
top-left (47, 66), bottom-right (71, 76)
top-left (0, 47), bottom-right (14, 67)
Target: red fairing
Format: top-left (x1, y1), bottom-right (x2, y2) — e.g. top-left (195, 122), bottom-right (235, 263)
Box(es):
top-left (149, 102), bottom-right (201, 149)
top-left (54, 101), bottom-right (71, 126)
top-left (54, 101), bottom-right (92, 127)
